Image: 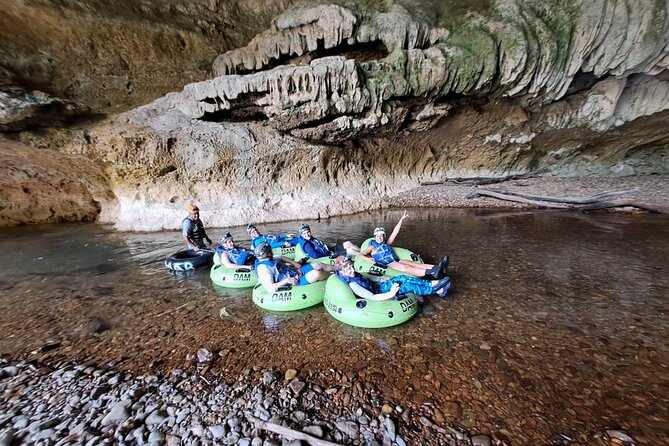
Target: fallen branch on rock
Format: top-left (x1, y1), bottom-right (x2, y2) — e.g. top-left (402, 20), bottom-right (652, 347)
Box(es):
top-left (465, 188), bottom-right (669, 214)
top-left (246, 414), bottom-right (342, 446)
top-left (422, 171), bottom-right (542, 186)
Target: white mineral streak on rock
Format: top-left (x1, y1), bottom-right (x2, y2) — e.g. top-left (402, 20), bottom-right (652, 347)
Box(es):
top-left (537, 74), bottom-right (669, 132)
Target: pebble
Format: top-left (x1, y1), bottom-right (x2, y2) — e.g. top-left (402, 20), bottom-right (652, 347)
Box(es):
top-left (336, 420), bottom-right (359, 438)
top-left (303, 425), bottom-right (323, 438)
top-left (384, 417), bottom-right (396, 440)
top-left (289, 381), bottom-right (306, 396)
top-left (209, 425), bottom-right (226, 439)
top-left (471, 434), bottom-right (492, 446)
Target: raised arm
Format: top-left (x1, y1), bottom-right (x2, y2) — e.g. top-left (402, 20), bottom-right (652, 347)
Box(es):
top-left (387, 211), bottom-right (408, 245)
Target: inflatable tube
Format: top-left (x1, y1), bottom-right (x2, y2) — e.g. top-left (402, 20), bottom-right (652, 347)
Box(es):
top-left (353, 239), bottom-right (423, 278)
top-left (272, 245), bottom-right (296, 260)
top-left (294, 243), bottom-right (338, 266)
top-left (210, 264), bottom-right (258, 288)
top-left (252, 280), bottom-right (326, 311)
top-left (323, 275), bottom-right (419, 328)
top-left (165, 249), bottom-right (214, 271)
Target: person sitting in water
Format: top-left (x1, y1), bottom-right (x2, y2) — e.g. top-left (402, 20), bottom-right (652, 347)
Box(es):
top-left (182, 204), bottom-right (212, 251)
top-left (297, 223), bottom-right (361, 259)
top-left (215, 232), bottom-right (255, 268)
top-left (336, 256), bottom-right (451, 300)
top-left (357, 211), bottom-right (448, 279)
top-left (247, 224), bottom-right (297, 249)
top-left (254, 242), bottom-right (331, 292)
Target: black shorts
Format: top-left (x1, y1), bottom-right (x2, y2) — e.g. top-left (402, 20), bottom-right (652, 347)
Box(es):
top-left (331, 242), bottom-right (347, 257)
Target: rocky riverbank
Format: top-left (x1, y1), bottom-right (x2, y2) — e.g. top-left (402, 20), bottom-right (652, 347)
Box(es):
top-left (0, 358), bottom-right (638, 446)
top-left (0, 358), bottom-right (479, 446)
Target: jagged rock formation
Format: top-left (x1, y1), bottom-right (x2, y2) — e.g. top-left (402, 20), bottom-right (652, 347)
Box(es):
top-left (169, 0), bottom-right (669, 143)
top-left (0, 82), bottom-right (90, 132)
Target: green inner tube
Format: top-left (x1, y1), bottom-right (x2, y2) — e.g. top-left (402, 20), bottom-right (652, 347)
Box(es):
top-left (252, 280), bottom-right (326, 311)
top-left (294, 243), bottom-right (338, 266)
top-left (323, 275), bottom-right (419, 328)
top-left (353, 238), bottom-right (424, 278)
top-left (210, 264), bottom-right (258, 288)
top-left (272, 245), bottom-right (296, 260)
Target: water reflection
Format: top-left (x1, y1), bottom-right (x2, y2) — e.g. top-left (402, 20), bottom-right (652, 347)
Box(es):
top-left (0, 209), bottom-right (667, 442)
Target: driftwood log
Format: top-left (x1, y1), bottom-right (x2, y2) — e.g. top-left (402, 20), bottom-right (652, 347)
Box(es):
top-left (246, 414), bottom-right (343, 446)
top-left (422, 171), bottom-right (543, 186)
top-left (466, 188), bottom-right (669, 214)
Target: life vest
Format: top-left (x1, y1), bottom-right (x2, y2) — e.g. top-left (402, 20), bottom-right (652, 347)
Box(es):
top-left (251, 234), bottom-right (287, 249)
top-left (216, 246), bottom-right (250, 265)
top-left (370, 240), bottom-right (399, 265)
top-left (336, 271), bottom-right (379, 295)
top-left (299, 237), bottom-right (331, 258)
top-left (183, 217), bottom-right (207, 247)
top-left (255, 259), bottom-right (296, 282)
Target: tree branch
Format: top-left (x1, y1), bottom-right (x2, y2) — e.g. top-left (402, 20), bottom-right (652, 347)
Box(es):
top-left (246, 414), bottom-right (343, 446)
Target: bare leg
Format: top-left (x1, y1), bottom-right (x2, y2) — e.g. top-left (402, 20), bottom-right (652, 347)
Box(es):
top-left (343, 241), bottom-right (360, 256)
top-left (398, 259), bottom-right (435, 269)
top-left (311, 263), bottom-right (336, 273)
top-left (304, 265), bottom-right (331, 283)
top-left (388, 261), bottom-right (430, 277)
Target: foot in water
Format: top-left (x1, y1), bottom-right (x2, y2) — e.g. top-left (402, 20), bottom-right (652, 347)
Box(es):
top-left (436, 277), bottom-right (451, 298)
top-left (438, 256), bottom-right (449, 276)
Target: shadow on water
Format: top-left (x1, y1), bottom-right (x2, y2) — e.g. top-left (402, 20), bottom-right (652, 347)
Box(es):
top-left (0, 209), bottom-right (668, 442)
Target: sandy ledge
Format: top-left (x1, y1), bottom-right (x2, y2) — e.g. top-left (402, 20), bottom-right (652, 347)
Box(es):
top-left (387, 175), bottom-right (669, 212)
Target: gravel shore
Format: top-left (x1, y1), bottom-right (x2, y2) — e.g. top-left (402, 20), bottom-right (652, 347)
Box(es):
top-left (0, 358), bottom-right (469, 446)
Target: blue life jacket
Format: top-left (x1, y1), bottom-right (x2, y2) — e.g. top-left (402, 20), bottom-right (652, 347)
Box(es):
top-left (370, 240), bottom-right (399, 266)
top-left (336, 271), bottom-right (379, 294)
top-left (299, 236), bottom-right (331, 258)
top-left (216, 246), bottom-right (250, 265)
top-left (255, 259), bottom-right (296, 282)
top-left (251, 234), bottom-right (288, 249)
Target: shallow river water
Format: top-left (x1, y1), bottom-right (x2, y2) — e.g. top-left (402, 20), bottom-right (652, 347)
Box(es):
top-left (0, 209), bottom-right (667, 445)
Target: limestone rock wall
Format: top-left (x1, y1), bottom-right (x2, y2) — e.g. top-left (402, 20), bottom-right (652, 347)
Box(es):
top-left (0, 138), bottom-right (116, 226)
top-left (1, 0), bottom-right (668, 229)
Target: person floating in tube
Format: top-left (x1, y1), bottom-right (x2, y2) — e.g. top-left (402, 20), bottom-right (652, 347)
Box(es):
top-left (296, 223), bottom-right (361, 259)
top-left (336, 256), bottom-right (451, 301)
top-left (247, 224), bottom-right (298, 249)
top-left (357, 210), bottom-right (449, 279)
top-left (254, 242), bottom-right (333, 293)
top-left (215, 232), bottom-right (256, 269)
top-left (182, 204), bottom-right (212, 251)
